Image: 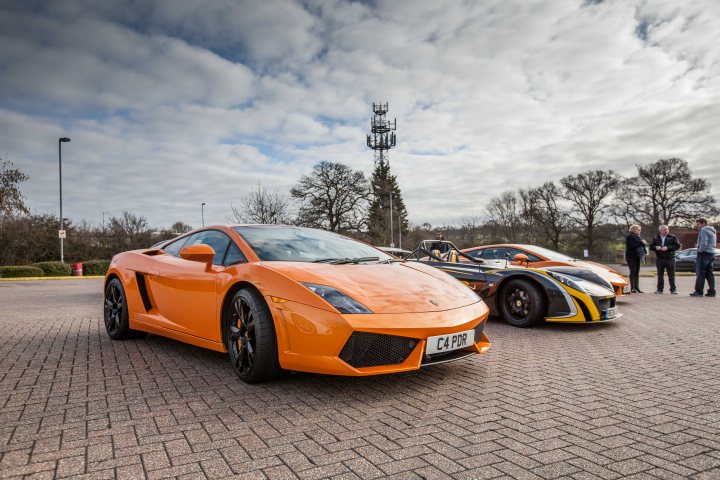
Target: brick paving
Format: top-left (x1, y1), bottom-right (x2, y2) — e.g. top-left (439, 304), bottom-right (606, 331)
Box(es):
top-left (0, 277), bottom-right (719, 479)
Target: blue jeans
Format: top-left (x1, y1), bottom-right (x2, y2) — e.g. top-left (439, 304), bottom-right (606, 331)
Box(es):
top-left (694, 252), bottom-right (716, 295)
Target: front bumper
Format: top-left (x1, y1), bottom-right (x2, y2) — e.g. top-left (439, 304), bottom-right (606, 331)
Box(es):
top-left (546, 287), bottom-right (620, 323)
top-left (270, 298), bottom-right (491, 376)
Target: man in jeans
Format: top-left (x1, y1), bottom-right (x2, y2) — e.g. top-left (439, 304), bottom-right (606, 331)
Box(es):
top-left (690, 218), bottom-right (717, 297)
top-left (650, 225), bottom-right (680, 294)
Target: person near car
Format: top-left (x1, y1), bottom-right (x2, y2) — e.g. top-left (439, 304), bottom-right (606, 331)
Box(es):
top-left (690, 218), bottom-right (717, 297)
top-left (650, 225), bottom-right (680, 294)
top-left (625, 224), bottom-right (646, 293)
top-left (429, 231), bottom-right (450, 256)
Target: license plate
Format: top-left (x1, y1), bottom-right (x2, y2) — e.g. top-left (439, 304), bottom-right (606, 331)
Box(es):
top-left (426, 329), bottom-right (474, 355)
top-left (622, 286), bottom-right (631, 294)
top-left (605, 306), bottom-right (618, 319)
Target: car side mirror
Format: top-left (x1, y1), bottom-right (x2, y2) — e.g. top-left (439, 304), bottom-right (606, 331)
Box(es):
top-left (513, 253), bottom-right (529, 263)
top-left (179, 244), bottom-right (215, 269)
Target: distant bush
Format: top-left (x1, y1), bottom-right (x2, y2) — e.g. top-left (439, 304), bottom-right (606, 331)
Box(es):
top-left (32, 261), bottom-right (71, 277)
top-left (82, 260), bottom-right (110, 276)
top-left (0, 266), bottom-right (45, 278)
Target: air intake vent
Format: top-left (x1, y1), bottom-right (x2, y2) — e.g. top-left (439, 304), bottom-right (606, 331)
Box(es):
top-left (474, 319), bottom-right (486, 342)
top-left (135, 273), bottom-right (153, 312)
top-left (339, 332), bottom-right (418, 368)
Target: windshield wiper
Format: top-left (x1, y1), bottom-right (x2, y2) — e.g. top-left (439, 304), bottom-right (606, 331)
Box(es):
top-left (312, 258), bottom-right (342, 263)
top-left (328, 256), bottom-right (379, 265)
top-left (379, 257), bottom-right (403, 264)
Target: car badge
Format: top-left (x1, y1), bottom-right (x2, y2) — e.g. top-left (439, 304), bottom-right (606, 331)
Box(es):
top-left (429, 299), bottom-right (438, 306)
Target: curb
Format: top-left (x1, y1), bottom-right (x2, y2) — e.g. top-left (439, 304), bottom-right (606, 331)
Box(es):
top-left (0, 276), bottom-right (105, 282)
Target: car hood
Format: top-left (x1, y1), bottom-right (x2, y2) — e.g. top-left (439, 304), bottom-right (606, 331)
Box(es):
top-left (561, 260), bottom-right (627, 285)
top-left (263, 261), bottom-right (480, 314)
top-left (542, 266), bottom-right (615, 291)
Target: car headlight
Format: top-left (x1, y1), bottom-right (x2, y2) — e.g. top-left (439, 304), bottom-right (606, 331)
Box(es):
top-left (546, 271), bottom-right (585, 292)
top-left (301, 283), bottom-right (373, 314)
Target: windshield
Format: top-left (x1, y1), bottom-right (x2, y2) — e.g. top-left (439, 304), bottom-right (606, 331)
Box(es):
top-left (525, 245), bottom-right (575, 261)
top-left (233, 226), bottom-right (393, 263)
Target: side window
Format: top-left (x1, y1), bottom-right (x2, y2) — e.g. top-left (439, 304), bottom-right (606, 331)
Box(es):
top-left (467, 249), bottom-right (484, 259)
top-left (483, 248), bottom-right (508, 260)
top-left (162, 236), bottom-right (190, 257)
top-left (184, 230), bottom-right (232, 265)
top-left (507, 248), bottom-right (541, 262)
top-left (223, 243), bottom-right (247, 266)
top-left (507, 248), bottom-right (524, 259)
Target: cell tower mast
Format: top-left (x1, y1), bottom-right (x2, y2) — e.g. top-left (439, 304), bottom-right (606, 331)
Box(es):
top-left (366, 102), bottom-right (397, 164)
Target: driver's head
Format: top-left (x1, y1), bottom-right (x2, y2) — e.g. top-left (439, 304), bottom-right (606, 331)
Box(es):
top-left (435, 231), bottom-right (444, 240)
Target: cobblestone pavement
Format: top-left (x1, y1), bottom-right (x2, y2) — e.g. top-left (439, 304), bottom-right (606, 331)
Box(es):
top-left (1, 277), bottom-right (719, 479)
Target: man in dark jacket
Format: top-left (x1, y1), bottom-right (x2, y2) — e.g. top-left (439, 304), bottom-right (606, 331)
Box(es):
top-left (429, 231), bottom-right (450, 255)
top-left (650, 225), bottom-right (680, 294)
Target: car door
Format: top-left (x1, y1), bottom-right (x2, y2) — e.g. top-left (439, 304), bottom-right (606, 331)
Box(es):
top-left (149, 230), bottom-right (232, 341)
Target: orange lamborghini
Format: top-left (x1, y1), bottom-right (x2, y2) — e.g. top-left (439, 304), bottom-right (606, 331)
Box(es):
top-left (462, 244), bottom-right (630, 296)
top-left (104, 225), bottom-right (491, 383)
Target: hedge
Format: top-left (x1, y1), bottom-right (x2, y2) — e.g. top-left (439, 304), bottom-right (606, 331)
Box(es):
top-left (0, 266), bottom-right (45, 278)
top-left (82, 260), bottom-right (111, 276)
top-left (32, 261), bottom-right (72, 277)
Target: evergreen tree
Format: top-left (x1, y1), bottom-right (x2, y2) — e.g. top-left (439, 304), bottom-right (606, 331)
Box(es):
top-left (367, 159), bottom-right (409, 247)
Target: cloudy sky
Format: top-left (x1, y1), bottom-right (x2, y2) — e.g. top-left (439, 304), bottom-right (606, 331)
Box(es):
top-left (1, 0), bottom-right (718, 229)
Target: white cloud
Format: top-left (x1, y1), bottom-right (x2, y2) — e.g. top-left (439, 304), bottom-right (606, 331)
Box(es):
top-left (0, 0), bottom-right (718, 229)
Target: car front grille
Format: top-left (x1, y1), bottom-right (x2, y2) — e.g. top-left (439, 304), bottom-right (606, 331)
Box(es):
top-left (339, 332), bottom-right (418, 368)
top-left (595, 296), bottom-right (616, 317)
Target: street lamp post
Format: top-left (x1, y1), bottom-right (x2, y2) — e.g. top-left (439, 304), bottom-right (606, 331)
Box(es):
top-left (399, 213), bottom-right (402, 250)
top-left (389, 192), bottom-right (394, 248)
top-left (201, 202), bottom-right (206, 226)
top-left (58, 137), bottom-right (71, 263)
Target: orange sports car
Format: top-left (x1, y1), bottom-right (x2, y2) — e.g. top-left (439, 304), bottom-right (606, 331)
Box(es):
top-left (104, 225), bottom-right (491, 383)
top-left (462, 244), bottom-right (630, 296)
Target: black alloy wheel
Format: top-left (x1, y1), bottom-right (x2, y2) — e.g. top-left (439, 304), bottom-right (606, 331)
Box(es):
top-left (499, 278), bottom-right (546, 328)
top-left (226, 288), bottom-right (280, 383)
top-left (103, 278), bottom-right (144, 340)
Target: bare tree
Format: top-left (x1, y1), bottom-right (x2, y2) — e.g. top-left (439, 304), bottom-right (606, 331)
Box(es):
top-left (291, 161), bottom-right (370, 233)
top-left (0, 159), bottom-right (30, 217)
top-left (528, 182), bottom-right (571, 250)
top-left (623, 158), bottom-right (717, 231)
top-left (518, 188), bottom-right (544, 245)
top-left (231, 183), bottom-right (292, 225)
top-left (454, 214), bottom-right (485, 248)
top-left (486, 191), bottom-right (522, 242)
top-left (560, 170), bottom-right (620, 253)
top-left (170, 221), bottom-right (192, 234)
top-left (107, 211), bottom-right (151, 250)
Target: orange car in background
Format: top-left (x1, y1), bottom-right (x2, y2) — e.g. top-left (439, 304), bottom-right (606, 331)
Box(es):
top-left (462, 244), bottom-right (630, 296)
top-left (105, 225), bottom-right (491, 383)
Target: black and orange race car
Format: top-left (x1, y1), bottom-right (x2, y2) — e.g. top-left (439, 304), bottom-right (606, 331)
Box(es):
top-left (404, 240), bottom-right (620, 328)
top-left (104, 225), bottom-right (491, 382)
top-left (462, 244), bottom-right (630, 296)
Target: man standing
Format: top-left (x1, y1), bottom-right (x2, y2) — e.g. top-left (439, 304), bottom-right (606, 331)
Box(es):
top-left (650, 225), bottom-right (680, 294)
top-left (429, 231), bottom-right (450, 255)
top-left (690, 218), bottom-right (717, 297)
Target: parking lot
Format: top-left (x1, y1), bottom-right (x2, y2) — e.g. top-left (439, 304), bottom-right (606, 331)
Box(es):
top-left (1, 277), bottom-right (719, 479)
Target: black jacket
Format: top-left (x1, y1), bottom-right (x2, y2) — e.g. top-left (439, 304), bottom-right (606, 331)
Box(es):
top-left (625, 232), bottom-right (646, 259)
top-left (650, 234), bottom-right (680, 259)
top-left (429, 241), bottom-right (450, 254)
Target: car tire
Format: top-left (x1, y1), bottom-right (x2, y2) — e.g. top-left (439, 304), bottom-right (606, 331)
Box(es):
top-left (104, 278), bottom-right (145, 340)
top-left (225, 288), bottom-right (280, 383)
top-left (499, 278), bottom-right (546, 328)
